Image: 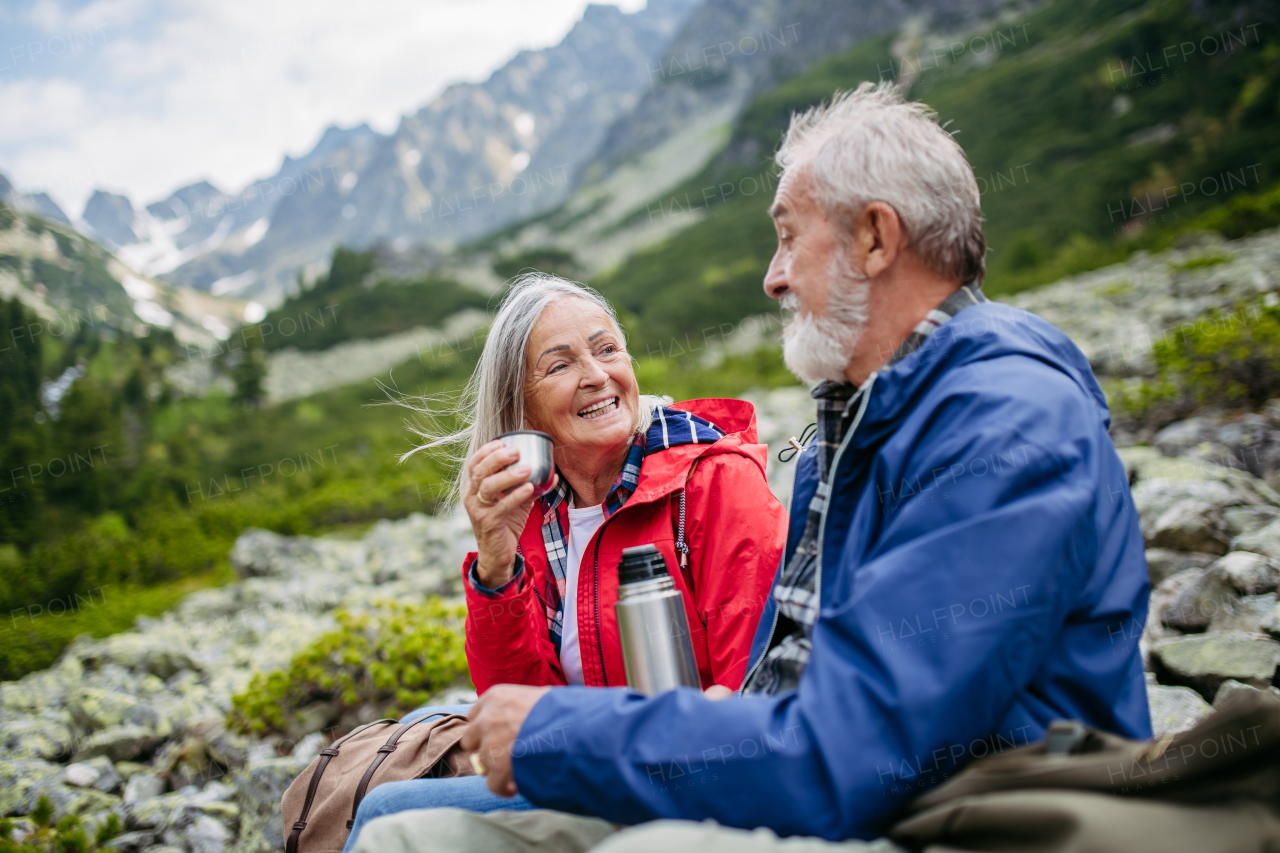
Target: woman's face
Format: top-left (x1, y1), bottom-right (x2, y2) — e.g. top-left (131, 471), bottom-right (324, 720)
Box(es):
top-left (523, 297), bottom-right (640, 458)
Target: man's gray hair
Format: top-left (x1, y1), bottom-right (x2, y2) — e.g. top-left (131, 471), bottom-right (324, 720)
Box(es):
top-left (396, 272), bottom-right (665, 503)
top-left (777, 81), bottom-right (986, 284)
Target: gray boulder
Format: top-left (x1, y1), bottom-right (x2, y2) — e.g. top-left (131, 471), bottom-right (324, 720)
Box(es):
top-left (63, 756), bottom-right (121, 793)
top-left (1147, 683), bottom-right (1212, 737)
top-left (1149, 499), bottom-right (1230, 554)
top-left (1153, 416), bottom-right (1220, 457)
top-left (72, 724), bottom-right (158, 763)
top-left (1213, 678), bottom-right (1280, 707)
top-left (124, 771), bottom-right (165, 804)
top-left (0, 755), bottom-right (121, 820)
top-left (1233, 519), bottom-right (1280, 562)
top-left (1151, 631), bottom-right (1280, 700)
top-left (1144, 548), bottom-right (1217, 586)
top-left (1130, 476), bottom-right (1238, 542)
top-left (1224, 505), bottom-right (1280, 537)
top-left (0, 757), bottom-right (63, 815)
top-left (230, 528), bottom-right (364, 580)
top-left (1158, 567), bottom-right (1238, 631)
top-left (0, 716), bottom-right (75, 761)
top-left (1209, 594), bottom-right (1277, 634)
top-left (1210, 550), bottom-right (1280, 594)
top-left (102, 830), bottom-right (158, 851)
top-left (230, 756), bottom-right (309, 853)
top-left (78, 636), bottom-right (202, 680)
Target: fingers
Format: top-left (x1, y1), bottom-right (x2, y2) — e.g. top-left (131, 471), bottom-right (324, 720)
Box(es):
top-left (467, 442), bottom-right (519, 492)
top-left (477, 464), bottom-right (531, 504)
top-left (462, 698), bottom-right (517, 796)
top-left (486, 757), bottom-right (517, 797)
top-left (492, 481), bottom-right (534, 515)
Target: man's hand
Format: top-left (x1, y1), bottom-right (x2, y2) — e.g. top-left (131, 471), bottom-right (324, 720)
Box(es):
top-left (462, 684), bottom-right (550, 796)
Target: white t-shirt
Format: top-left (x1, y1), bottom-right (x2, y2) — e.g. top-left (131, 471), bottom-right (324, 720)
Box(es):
top-left (560, 501), bottom-right (606, 686)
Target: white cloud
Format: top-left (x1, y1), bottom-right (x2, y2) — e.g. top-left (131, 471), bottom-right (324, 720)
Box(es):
top-left (0, 0), bottom-right (634, 216)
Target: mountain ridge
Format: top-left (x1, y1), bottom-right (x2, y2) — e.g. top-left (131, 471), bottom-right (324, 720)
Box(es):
top-left (74, 0), bottom-right (703, 305)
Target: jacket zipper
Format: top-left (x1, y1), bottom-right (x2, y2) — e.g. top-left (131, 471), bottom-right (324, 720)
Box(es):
top-left (591, 516), bottom-right (615, 687)
top-left (740, 439), bottom-right (807, 692)
top-left (739, 377), bottom-right (876, 693)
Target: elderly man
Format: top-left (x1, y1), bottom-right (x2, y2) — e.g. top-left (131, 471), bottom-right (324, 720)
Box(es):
top-left (354, 81), bottom-right (1151, 853)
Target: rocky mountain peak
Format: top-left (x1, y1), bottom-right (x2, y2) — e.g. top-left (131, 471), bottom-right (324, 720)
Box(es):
top-left (82, 190), bottom-right (140, 249)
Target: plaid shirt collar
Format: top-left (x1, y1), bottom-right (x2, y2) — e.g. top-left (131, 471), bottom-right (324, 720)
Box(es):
top-left (538, 431), bottom-right (646, 520)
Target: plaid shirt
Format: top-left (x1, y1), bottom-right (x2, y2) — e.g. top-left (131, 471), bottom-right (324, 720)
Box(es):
top-left (471, 406), bottom-right (723, 653)
top-left (744, 282), bottom-right (987, 695)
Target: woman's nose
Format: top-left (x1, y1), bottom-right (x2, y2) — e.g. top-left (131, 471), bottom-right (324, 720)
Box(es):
top-left (579, 357), bottom-right (609, 387)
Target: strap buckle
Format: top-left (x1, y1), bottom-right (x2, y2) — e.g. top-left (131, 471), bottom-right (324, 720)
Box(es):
top-left (1045, 719), bottom-right (1087, 756)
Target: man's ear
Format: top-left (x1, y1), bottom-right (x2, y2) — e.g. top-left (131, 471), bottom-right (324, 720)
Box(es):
top-left (852, 201), bottom-right (905, 279)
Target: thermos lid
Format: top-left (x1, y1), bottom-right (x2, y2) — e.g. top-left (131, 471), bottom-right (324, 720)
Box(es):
top-left (617, 544), bottom-right (669, 585)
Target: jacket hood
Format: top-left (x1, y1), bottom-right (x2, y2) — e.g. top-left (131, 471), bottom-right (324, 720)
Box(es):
top-left (628, 398), bottom-right (769, 505)
top-left (851, 301), bottom-right (1110, 451)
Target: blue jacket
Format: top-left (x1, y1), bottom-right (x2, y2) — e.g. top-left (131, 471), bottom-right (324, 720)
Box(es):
top-left (512, 300), bottom-right (1152, 840)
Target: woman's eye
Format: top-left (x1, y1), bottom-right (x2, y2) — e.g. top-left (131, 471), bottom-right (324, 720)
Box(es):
top-left (548, 363), bottom-right (567, 374)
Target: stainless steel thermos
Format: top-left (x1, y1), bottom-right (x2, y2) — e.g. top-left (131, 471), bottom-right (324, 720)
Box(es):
top-left (615, 544), bottom-right (700, 694)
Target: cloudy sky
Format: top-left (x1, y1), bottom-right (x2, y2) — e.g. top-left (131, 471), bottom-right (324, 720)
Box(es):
top-left (0, 0), bottom-right (642, 218)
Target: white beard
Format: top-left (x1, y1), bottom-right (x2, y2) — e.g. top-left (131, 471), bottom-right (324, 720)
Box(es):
top-left (780, 252), bottom-right (871, 384)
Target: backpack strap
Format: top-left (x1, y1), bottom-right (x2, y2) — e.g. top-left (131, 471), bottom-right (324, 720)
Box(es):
top-left (286, 718), bottom-right (398, 853)
top-left (347, 713), bottom-right (448, 830)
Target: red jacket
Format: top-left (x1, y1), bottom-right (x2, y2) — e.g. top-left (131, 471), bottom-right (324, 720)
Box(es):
top-left (463, 398), bottom-right (786, 693)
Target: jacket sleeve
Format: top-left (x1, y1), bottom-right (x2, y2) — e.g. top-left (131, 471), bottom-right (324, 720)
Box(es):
top-left (511, 369), bottom-right (1116, 839)
top-left (463, 552), bottom-right (566, 693)
top-left (684, 453), bottom-right (787, 689)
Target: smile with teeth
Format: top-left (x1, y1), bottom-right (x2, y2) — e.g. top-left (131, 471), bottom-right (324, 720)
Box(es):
top-left (578, 397), bottom-right (619, 419)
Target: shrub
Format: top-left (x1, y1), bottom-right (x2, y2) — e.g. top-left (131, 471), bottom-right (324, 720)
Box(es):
top-left (1152, 301), bottom-right (1280, 409)
top-left (1113, 300), bottom-right (1280, 426)
top-left (0, 795), bottom-right (120, 853)
top-left (227, 598), bottom-right (469, 737)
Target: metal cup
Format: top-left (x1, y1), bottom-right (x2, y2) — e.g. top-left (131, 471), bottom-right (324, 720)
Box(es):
top-left (495, 430), bottom-right (556, 497)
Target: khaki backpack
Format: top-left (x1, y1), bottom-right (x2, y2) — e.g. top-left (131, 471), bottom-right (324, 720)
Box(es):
top-left (280, 712), bottom-right (474, 853)
top-left (889, 688), bottom-right (1280, 852)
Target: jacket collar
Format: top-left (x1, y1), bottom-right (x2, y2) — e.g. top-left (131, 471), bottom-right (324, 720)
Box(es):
top-left (628, 398), bottom-right (768, 507)
top-left (843, 301), bottom-right (1112, 455)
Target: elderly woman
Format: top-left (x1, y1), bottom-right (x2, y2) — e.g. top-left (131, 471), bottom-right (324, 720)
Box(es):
top-left (342, 273), bottom-right (785, 850)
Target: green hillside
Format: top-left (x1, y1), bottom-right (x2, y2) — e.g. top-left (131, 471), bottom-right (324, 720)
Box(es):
top-left (591, 0), bottom-right (1280, 348)
top-left (258, 248), bottom-right (490, 353)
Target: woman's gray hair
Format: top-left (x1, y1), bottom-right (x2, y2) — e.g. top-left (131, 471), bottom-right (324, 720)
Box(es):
top-left (396, 272), bottom-right (666, 503)
top-left (777, 81), bottom-right (986, 284)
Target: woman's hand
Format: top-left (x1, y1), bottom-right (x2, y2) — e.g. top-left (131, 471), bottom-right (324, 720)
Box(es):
top-left (463, 441), bottom-right (553, 588)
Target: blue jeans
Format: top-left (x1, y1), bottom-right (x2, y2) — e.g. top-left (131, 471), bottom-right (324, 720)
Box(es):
top-left (340, 704), bottom-right (534, 853)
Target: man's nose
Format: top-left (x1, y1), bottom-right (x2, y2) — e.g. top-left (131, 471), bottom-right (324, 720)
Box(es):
top-left (763, 251), bottom-right (787, 299)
